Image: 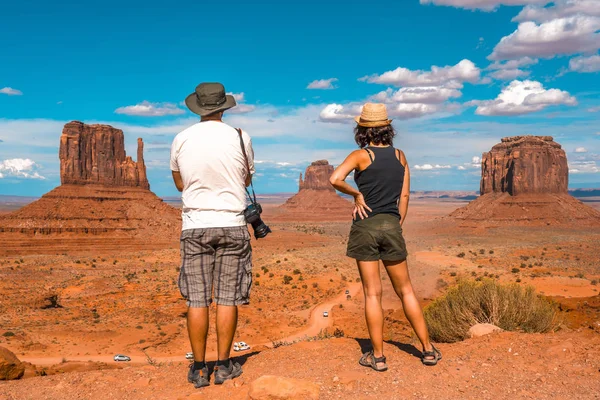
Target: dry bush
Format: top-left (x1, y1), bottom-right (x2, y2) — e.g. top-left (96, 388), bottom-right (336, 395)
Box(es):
top-left (424, 279), bottom-right (558, 343)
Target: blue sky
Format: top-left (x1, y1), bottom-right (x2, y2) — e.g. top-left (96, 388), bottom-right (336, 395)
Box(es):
top-left (1, 0), bottom-right (599, 196)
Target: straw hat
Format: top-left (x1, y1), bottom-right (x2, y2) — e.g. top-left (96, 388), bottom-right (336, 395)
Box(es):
top-left (354, 103), bottom-right (392, 128)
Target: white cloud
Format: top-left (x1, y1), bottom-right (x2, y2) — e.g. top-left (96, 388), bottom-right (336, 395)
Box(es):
top-left (319, 103), bottom-right (359, 123)
top-left (569, 54), bottom-right (600, 72)
top-left (414, 164), bottom-right (452, 170)
top-left (473, 80), bottom-right (577, 116)
top-left (360, 59), bottom-right (480, 87)
top-left (307, 78), bottom-right (338, 90)
top-left (574, 147), bottom-right (588, 153)
top-left (486, 57), bottom-right (537, 80)
top-left (489, 16), bottom-right (600, 60)
top-left (0, 87), bottom-right (23, 96)
top-left (569, 160), bottom-right (600, 173)
top-left (228, 92), bottom-right (246, 102)
top-left (389, 86), bottom-right (462, 104)
top-left (514, 0), bottom-right (600, 23)
top-left (489, 69), bottom-right (531, 80)
top-left (588, 106), bottom-right (600, 112)
top-left (488, 57), bottom-right (539, 70)
top-left (226, 92), bottom-right (257, 114)
top-left (0, 158), bottom-right (45, 179)
top-left (115, 101), bottom-right (185, 117)
top-left (420, 0), bottom-right (548, 11)
top-left (457, 165), bottom-right (467, 170)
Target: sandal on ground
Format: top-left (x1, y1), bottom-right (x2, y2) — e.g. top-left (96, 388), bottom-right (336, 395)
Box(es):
top-left (421, 344), bottom-right (442, 366)
top-left (359, 350), bottom-right (388, 372)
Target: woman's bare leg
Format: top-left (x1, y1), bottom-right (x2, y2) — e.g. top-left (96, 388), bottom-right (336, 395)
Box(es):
top-left (383, 259), bottom-right (433, 354)
top-left (357, 260), bottom-right (386, 368)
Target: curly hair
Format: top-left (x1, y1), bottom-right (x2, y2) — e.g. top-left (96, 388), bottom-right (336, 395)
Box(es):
top-left (354, 125), bottom-right (396, 148)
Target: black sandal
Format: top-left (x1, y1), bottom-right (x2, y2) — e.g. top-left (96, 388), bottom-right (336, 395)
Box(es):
top-left (359, 350), bottom-right (388, 372)
top-left (421, 344), bottom-right (442, 366)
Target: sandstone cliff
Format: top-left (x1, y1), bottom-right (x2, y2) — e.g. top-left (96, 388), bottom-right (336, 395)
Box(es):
top-left (0, 121), bottom-right (180, 247)
top-left (279, 160), bottom-right (352, 221)
top-left (59, 121), bottom-right (150, 189)
top-left (480, 136), bottom-right (568, 196)
top-left (298, 160), bottom-right (335, 192)
top-left (451, 135), bottom-right (600, 226)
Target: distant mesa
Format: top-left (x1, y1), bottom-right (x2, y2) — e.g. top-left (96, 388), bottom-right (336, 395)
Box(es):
top-left (298, 160), bottom-right (335, 192)
top-left (0, 121), bottom-right (180, 251)
top-left (279, 160), bottom-right (352, 221)
top-left (451, 135), bottom-right (600, 226)
top-left (60, 121), bottom-right (149, 189)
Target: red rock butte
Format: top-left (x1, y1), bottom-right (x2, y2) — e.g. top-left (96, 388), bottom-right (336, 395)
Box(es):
top-left (451, 135), bottom-right (600, 226)
top-left (0, 121), bottom-right (180, 255)
top-left (277, 160), bottom-right (352, 221)
top-left (60, 121), bottom-right (149, 189)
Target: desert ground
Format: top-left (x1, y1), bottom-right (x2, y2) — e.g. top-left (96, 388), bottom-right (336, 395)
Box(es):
top-left (1, 197), bottom-right (600, 399)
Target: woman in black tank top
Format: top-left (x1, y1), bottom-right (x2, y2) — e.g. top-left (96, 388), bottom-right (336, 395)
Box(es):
top-left (330, 103), bottom-right (441, 371)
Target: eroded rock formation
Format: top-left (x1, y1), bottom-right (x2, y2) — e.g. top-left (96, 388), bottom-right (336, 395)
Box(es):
top-left (59, 121), bottom-right (149, 189)
top-left (279, 160), bottom-right (352, 221)
top-left (480, 136), bottom-right (568, 196)
top-left (298, 160), bottom-right (335, 192)
top-left (451, 135), bottom-right (600, 226)
top-left (0, 121), bottom-right (180, 247)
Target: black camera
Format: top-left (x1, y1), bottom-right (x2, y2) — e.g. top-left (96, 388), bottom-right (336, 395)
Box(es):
top-left (244, 202), bottom-right (271, 239)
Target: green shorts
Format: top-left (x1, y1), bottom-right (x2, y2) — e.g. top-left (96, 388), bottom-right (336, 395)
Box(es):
top-left (346, 214), bottom-right (408, 262)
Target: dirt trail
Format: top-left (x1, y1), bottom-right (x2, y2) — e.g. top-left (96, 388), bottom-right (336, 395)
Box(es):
top-left (21, 283), bottom-right (363, 367)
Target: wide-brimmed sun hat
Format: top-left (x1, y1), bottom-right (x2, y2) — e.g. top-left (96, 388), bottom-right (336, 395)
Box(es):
top-left (355, 103), bottom-right (392, 128)
top-left (185, 82), bottom-right (237, 117)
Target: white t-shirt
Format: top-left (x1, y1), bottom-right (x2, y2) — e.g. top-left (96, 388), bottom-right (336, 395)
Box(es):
top-left (170, 121), bottom-right (255, 230)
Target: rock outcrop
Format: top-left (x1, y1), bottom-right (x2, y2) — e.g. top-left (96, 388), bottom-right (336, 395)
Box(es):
top-left (59, 121), bottom-right (149, 189)
top-left (278, 160), bottom-right (352, 221)
top-left (480, 136), bottom-right (568, 196)
top-left (0, 346), bottom-right (25, 380)
top-left (298, 160), bottom-right (335, 192)
top-left (451, 135), bottom-right (600, 226)
top-left (0, 122), bottom-right (180, 253)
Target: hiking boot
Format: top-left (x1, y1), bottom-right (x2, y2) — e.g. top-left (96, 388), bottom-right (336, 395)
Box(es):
top-left (187, 364), bottom-right (210, 388)
top-left (213, 360), bottom-right (243, 385)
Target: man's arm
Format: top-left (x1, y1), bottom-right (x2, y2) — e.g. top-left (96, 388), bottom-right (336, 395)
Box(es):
top-left (172, 171), bottom-right (184, 192)
top-left (170, 137), bottom-right (184, 192)
top-left (245, 135), bottom-right (255, 188)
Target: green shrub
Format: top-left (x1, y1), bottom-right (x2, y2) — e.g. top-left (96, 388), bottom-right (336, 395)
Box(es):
top-left (293, 269), bottom-right (301, 275)
top-left (424, 279), bottom-right (558, 343)
top-left (283, 275), bottom-right (293, 284)
top-left (3, 331), bottom-right (15, 337)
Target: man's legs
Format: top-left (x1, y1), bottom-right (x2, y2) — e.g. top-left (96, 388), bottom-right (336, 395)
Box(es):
top-left (216, 305), bottom-right (237, 361)
top-left (187, 307), bottom-right (209, 362)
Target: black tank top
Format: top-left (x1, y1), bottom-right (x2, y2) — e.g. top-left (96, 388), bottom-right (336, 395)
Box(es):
top-left (354, 146), bottom-right (405, 221)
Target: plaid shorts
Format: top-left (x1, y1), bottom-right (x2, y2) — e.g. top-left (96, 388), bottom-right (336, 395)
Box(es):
top-left (178, 226), bottom-right (253, 308)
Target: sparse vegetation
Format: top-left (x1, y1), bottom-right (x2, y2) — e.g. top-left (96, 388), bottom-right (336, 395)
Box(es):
top-left (457, 252), bottom-right (465, 258)
top-left (283, 275), bottom-right (293, 285)
top-left (3, 331), bottom-right (15, 337)
top-left (424, 279), bottom-right (558, 343)
top-left (511, 268), bottom-right (520, 273)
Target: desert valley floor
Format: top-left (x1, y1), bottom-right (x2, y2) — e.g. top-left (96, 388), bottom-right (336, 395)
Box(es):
top-left (1, 197), bottom-right (600, 399)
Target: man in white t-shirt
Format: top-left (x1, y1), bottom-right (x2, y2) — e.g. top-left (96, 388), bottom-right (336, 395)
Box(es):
top-left (170, 82), bottom-right (254, 388)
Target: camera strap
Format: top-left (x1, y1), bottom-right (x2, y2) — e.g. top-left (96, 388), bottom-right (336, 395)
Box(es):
top-left (236, 128), bottom-right (258, 205)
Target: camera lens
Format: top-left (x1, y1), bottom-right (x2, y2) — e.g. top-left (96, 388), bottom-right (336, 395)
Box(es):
top-left (253, 222), bottom-right (271, 239)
